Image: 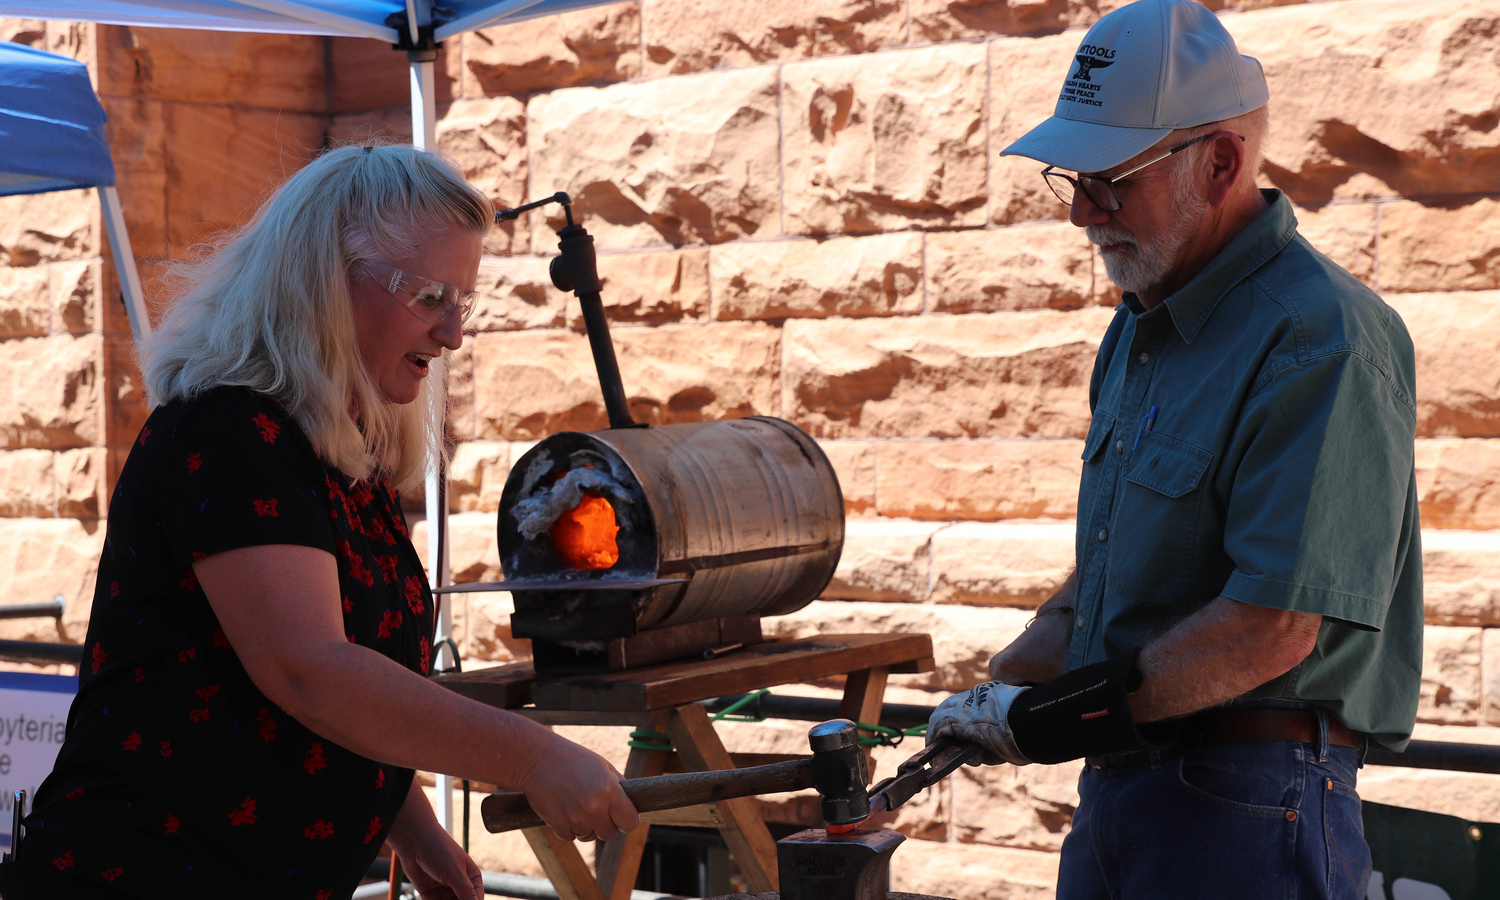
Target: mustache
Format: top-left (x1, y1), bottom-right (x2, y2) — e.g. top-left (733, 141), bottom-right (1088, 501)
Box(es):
top-left (1086, 225), bottom-right (1138, 248)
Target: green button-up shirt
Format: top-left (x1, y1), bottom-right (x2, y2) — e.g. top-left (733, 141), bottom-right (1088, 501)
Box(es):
top-left (1071, 190), bottom-right (1422, 751)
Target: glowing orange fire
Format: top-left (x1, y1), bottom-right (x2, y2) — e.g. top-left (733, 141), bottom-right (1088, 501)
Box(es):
top-left (549, 492), bottom-right (620, 570)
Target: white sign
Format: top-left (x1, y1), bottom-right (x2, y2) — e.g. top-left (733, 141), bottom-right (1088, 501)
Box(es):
top-left (0, 672), bottom-right (76, 851)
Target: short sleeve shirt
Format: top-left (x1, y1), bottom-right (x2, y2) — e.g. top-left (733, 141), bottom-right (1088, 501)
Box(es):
top-left (1071, 190), bottom-right (1422, 751)
top-left (19, 387), bottom-right (437, 899)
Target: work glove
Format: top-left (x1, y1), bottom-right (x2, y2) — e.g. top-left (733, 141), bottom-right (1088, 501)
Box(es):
top-left (927, 681), bottom-right (1033, 767)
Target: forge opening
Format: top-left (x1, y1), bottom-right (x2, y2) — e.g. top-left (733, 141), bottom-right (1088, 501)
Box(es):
top-left (548, 491), bottom-right (620, 570)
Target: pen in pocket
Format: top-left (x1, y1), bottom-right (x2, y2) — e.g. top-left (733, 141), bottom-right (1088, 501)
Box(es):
top-left (1132, 405), bottom-right (1159, 453)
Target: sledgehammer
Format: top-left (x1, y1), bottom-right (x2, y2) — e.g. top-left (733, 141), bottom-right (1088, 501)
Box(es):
top-left (482, 719), bottom-right (868, 833)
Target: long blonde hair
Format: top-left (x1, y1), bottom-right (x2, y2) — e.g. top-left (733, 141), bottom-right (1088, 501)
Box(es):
top-left (142, 145), bottom-right (492, 490)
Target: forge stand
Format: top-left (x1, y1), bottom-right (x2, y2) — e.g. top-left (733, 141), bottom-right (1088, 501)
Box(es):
top-left (436, 633), bottom-right (935, 900)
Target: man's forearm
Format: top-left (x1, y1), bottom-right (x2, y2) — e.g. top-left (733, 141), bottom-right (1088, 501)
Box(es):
top-left (1128, 596), bottom-right (1322, 723)
top-left (988, 571), bottom-right (1077, 685)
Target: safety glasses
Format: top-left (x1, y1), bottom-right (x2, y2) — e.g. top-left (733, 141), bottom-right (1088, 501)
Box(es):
top-left (359, 260), bottom-right (478, 324)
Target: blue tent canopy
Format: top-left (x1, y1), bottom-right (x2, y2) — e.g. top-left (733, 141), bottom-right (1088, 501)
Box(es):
top-left (0, 41), bottom-right (115, 197)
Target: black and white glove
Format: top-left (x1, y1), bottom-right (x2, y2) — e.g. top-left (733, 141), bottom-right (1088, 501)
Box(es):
top-left (926, 681), bottom-right (1033, 767)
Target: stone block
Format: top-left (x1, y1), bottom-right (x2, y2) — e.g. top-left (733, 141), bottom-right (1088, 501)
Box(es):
top-left (527, 68), bottom-right (781, 249)
top-left (161, 104), bottom-right (325, 253)
top-left (988, 33), bottom-right (1081, 227)
top-left (55, 448), bottom-right (109, 520)
top-left (0, 265), bottom-right (50, 338)
top-left (1384, 292), bottom-right (1500, 438)
top-left (818, 440), bottom-right (875, 515)
top-left (578, 248), bottom-right (710, 326)
top-left (1416, 439), bottom-right (1500, 530)
top-left (890, 836), bottom-right (1059, 900)
top-left (327, 35), bottom-right (455, 114)
top-left (446, 343), bottom-right (476, 445)
top-left (1486, 629), bottom-right (1500, 726)
top-left (461, 2), bottom-right (639, 97)
top-left (455, 589), bottom-right (532, 664)
top-left (0, 450), bottom-right (55, 517)
top-left (1229, 0), bottom-right (1500, 205)
top-left (1295, 202), bottom-right (1377, 287)
top-left (1420, 529), bottom-right (1500, 627)
top-left (950, 758), bottom-right (1083, 854)
top-left (1419, 625), bottom-right (1483, 725)
top-left (99, 26), bottom-right (327, 112)
top-left (926, 224), bottom-right (1094, 313)
top-left (783, 43), bottom-right (988, 235)
top-left (782, 309), bottom-right (1113, 439)
top-left (472, 256), bottom-right (563, 333)
top-left (0, 20), bottom-right (45, 45)
top-left (450, 440), bottom-right (510, 513)
top-left (473, 322), bottom-right (781, 440)
top-left (0, 189), bottom-right (98, 266)
top-left (876, 441), bottom-right (1083, 521)
top-left (1379, 198), bottom-right (1500, 293)
top-left (100, 97), bottom-right (168, 260)
top-left (1353, 722), bottom-right (1500, 825)
top-left (767, 600), bottom-right (1033, 692)
top-left (643, 0), bottom-right (906, 75)
top-left (931, 519), bottom-right (1076, 607)
top-left (50, 259), bottom-right (102, 335)
top-left (411, 511), bottom-right (502, 587)
top-left (437, 98), bottom-right (531, 257)
top-left (911, 0), bottom-right (1095, 42)
top-left (0, 518), bottom-right (103, 643)
top-left (823, 518), bottom-right (944, 602)
top-left (0, 334), bottom-right (102, 448)
top-left (106, 335), bottom-right (149, 453)
top-left (712, 233), bottom-right (923, 320)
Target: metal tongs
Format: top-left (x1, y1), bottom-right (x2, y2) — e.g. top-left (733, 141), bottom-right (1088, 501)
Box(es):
top-left (866, 736), bottom-right (983, 813)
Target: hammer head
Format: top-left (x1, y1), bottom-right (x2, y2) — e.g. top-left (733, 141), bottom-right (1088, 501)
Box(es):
top-left (807, 719), bottom-right (871, 826)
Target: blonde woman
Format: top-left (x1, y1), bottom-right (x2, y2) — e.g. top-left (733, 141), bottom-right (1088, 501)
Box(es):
top-left (0, 146), bottom-right (637, 900)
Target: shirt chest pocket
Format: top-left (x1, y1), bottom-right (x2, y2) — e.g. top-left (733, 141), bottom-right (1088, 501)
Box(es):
top-left (1107, 432), bottom-right (1214, 603)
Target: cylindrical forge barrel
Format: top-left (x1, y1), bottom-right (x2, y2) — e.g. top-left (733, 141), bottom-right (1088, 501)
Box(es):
top-left (498, 417), bottom-right (844, 642)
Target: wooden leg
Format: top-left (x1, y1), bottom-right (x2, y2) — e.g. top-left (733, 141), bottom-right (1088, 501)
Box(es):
top-left (523, 827), bottom-right (607, 900)
top-left (839, 666), bottom-right (891, 772)
top-left (666, 703), bottom-right (780, 891)
top-left (838, 666), bottom-right (890, 727)
top-left (597, 712), bottom-right (671, 900)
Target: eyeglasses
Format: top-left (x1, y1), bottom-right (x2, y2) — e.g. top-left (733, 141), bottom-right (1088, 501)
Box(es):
top-left (359, 260), bottom-right (478, 324)
top-left (1041, 132), bottom-right (1244, 212)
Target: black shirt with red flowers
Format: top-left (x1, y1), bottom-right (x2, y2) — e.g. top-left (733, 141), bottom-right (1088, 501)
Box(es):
top-left (11, 386), bottom-right (436, 899)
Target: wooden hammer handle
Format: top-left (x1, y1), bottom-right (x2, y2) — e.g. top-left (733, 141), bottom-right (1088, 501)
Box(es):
top-left (481, 757), bottom-right (814, 833)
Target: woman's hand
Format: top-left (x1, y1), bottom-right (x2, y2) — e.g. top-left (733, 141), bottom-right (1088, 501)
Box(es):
top-left (388, 783), bottom-right (484, 900)
top-left (515, 734), bottom-right (639, 842)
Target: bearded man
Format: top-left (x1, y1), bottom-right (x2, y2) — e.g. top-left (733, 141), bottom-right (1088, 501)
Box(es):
top-left (924, 1), bottom-right (1422, 898)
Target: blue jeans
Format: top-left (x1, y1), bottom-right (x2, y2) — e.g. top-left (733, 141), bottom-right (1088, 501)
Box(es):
top-left (1059, 735), bottom-right (1370, 899)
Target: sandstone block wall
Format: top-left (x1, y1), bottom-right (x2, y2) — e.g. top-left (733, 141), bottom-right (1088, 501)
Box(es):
top-left (4, 1), bottom-right (1500, 895)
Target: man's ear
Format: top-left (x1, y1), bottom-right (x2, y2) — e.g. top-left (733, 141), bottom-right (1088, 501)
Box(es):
top-left (1204, 131), bottom-right (1246, 207)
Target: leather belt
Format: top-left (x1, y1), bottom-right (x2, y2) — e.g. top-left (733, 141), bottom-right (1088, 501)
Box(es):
top-left (1085, 708), bottom-right (1360, 770)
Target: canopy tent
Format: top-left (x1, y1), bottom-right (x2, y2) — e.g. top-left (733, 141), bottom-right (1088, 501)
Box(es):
top-left (2, 0), bottom-right (621, 835)
top-left (0, 40), bottom-right (150, 342)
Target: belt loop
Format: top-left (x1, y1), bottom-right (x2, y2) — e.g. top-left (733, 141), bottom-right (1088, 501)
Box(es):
top-left (1357, 735), bottom-right (1369, 769)
top-left (1315, 707), bottom-right (1330, 762)
top-left (1148, 749), bottom-right (1162, 771)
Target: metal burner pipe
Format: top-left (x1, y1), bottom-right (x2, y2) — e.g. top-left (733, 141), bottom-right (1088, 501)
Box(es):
top-left (577, 290), bottom-right (634, 430)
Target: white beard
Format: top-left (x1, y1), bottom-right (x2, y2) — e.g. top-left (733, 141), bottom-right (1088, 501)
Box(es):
top-left (1088, 173), bottom-right (1206, 296)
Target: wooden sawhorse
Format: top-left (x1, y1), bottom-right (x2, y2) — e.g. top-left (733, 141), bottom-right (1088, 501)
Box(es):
top-left (437, 633), bottom-right (934, 900)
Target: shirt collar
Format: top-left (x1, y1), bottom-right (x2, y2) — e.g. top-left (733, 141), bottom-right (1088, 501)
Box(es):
top-left (1119, 189), bottom-right (1298, 343)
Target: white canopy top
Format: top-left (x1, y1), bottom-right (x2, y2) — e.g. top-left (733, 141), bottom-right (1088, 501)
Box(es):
top-left (0, 0), bottom-right (618, 42)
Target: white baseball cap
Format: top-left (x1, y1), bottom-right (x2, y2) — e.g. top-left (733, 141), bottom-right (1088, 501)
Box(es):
top-left (1001, 0), bottom-right (1268, 173)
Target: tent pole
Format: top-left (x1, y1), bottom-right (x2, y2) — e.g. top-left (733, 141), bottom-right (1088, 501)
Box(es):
top-left (410, 50), bottom-right (456, 836)
top-left (97, 186), bottom-right (150, 345)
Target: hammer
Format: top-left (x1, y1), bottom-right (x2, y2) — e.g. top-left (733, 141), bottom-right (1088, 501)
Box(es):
top-left (481, 719), bottom-right (869, 833)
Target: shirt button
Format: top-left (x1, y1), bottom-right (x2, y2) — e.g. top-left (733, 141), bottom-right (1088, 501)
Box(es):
top-left (1097, 529), bottom-right (1108, 542)
top-left (1137, 352), bottom-right (1150, 365)
top-left (1114, 439), bottom-right (1125, 454)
